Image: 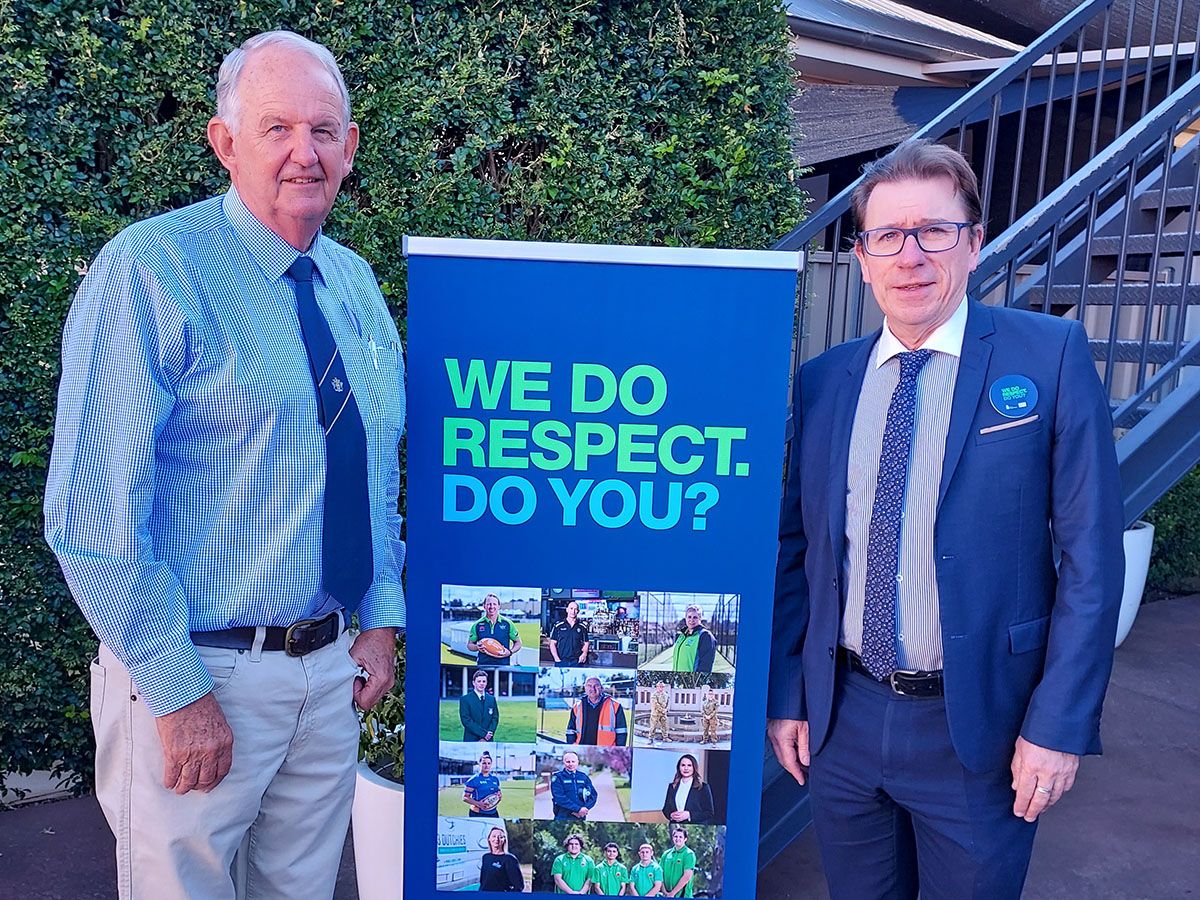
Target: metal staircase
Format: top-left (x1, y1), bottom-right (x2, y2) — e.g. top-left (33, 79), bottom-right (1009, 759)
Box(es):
top-left (762, 0), bottom-right (1200, 868)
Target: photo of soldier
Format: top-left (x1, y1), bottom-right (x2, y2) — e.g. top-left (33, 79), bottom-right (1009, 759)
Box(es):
top-left (592, 842), bottom-right (630, 896)
top-left (637, 592), bottom-right (738, 675)
top-left (537, 668), bottom-right (635, 748)
top-left (535, 745), bottom-right (632, 823)
top-left (437, 743), bottom-right (536, 819)
top-left (440, 665), bottom-right (538, 744)
top-left (442, 584), bottom-right (541, 667)
top-left (531, 822), bottom-right (723, 896)
top-left (541, 589), bottom-right (639, 668)
top-left (648, 682), bottom-right (671, 744)
top-left (632, 672), bottom-right (733, 751)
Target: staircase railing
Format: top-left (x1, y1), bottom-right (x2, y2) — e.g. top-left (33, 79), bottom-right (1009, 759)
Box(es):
top-left (776, 0), bottom-right (1200, 361)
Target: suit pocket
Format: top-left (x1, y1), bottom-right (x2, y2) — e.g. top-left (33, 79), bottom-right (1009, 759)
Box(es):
top-left (1009, 615), bottom-right (1051, 654)
top-left (976, 416), bottom-right (1044, 446)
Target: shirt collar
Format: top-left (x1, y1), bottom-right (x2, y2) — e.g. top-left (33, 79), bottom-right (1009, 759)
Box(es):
top-left (222, 188), bottom-right (329, 285)
top-left (874, 296), bottom-right (968, 368)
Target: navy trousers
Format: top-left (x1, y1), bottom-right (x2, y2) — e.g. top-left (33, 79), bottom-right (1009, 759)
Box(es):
top-left (807, 668), bottom-right (1038, 900)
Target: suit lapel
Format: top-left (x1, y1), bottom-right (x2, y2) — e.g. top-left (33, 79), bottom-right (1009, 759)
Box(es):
top-left (827, 334), bottom-right (878, 568)
top-left (938, 301), bottom-right (995, 507)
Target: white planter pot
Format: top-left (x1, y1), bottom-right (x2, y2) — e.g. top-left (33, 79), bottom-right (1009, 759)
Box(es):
top-left (1116, 520), bottom-right (1155, 648)
top-left (352, 762), bottom-right (405, 900)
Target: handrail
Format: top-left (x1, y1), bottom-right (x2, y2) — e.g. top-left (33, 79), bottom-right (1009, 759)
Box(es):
top-left (972, 71), bottom-right (1200, 290)
top-left (1111, 334), bottom-right (1200, 427)
top-left (773, 0), bottom-right (1118, 250)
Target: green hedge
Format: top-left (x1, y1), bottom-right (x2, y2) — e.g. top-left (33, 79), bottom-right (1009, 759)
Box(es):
top-left (0, 1), bottom-right (804, 799)
top-left (1146, 465), bottom-right (1200, 595)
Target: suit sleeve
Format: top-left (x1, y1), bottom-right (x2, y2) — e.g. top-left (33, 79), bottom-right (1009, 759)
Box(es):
top-left (662, 783), bottom-right (676, 819)
top-left (459, 694), bottom-right (473, 734)
top-left (768, 363), bottom-right (812, 720)
top-left (693, 784), bottom-right (715, 824)
top-left (1020, 321), bottom-right (1124, 755)
top-left (486, 697), bottom-right (499, 734)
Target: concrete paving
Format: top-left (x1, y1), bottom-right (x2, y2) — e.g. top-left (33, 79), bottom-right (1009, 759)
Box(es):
top-left (757, 593), bottom-right (1200, 899)
top-left (2, 595), bottom-right (1196, 898)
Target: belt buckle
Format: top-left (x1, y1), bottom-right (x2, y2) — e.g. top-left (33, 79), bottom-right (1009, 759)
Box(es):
top-left (285, 617), bottom-right (323, 657)
top-left (888, 669), bottom-right (920, 696)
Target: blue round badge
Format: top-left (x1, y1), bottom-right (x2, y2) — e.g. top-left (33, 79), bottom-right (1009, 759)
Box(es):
top-left (989, 375), bottom-right (1039, 418)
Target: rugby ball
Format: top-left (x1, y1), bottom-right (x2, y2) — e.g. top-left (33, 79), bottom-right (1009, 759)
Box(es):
top-left (477, 638), bottom-right (511, 657)
top-left (474, 789), bottom-right (503, 811)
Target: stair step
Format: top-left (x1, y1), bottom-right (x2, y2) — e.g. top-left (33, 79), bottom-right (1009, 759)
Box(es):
top-left (1090, 232), bottom-right (1195, 256)
top-left (1111, 399), bottom-right (1158, 427)
top-left (1137, 186), bottom-right (1198, 211)
top-left (1090, 339), bottom-right (1184, 364)
top-left (1022, 283), bottom-right (1200, 309)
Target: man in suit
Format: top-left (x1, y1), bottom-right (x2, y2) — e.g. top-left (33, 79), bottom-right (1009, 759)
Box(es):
top-left (767, 140), bottom-right (1124, 899)
top-left (460, 669), bottom-right (499, 741)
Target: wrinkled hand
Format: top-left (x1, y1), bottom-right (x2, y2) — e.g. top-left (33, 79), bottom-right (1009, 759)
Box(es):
top-left (767, 718), bottom-right (810, 785)
top-left (155, 692), bottom-right (234, 794)
top-left (1011, 736), bottom-right (1079, 822)
top-left (350, 627), bottom-right (397, 710)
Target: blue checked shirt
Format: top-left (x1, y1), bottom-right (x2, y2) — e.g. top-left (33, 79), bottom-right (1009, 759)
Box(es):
top-left (44, 189), bottom-right (406, 716)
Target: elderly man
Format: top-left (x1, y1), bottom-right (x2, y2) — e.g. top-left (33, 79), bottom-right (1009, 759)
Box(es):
top-left (767, 140), bottom-right (1123, 899)
top-left (566, 676), bottom-right (628, 746)
top-left (43, 31), bottom-right (405, 899)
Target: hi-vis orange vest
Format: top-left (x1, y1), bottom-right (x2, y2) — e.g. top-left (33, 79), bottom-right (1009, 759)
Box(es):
top-left (568, 696), bottom-right (622, 746)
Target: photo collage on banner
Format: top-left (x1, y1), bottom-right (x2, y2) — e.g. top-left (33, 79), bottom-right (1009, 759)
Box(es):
top-left (437, 586), bottom-right (737, 894)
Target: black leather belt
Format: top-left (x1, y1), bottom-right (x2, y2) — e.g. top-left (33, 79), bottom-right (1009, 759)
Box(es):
top-left (840, 647), bottom-right (944, 698)
top-left (191, 611), bottom-right (342, 657)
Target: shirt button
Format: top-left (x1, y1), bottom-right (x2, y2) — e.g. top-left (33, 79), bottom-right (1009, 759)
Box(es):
top-left (895, 574), bottom-right (903, 583)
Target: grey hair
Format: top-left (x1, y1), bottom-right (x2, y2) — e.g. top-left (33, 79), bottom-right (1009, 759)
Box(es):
top-left (215, 31), bottom-right (351, 134)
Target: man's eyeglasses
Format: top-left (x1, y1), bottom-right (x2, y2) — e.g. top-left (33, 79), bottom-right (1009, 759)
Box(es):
top-left (858, 222), bottom-right (976, 257)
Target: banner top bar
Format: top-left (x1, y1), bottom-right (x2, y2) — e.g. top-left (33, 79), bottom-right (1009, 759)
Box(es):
top-left (403, 235), bottom-right (803, 271)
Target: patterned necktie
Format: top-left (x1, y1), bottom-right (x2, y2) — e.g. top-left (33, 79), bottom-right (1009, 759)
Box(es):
top-left (286, 256), bottom-right (373, 613)
top-left (860, 349), bottom-right (933, 680)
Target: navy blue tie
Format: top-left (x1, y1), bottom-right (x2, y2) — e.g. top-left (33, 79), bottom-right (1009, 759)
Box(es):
top-left (286, 256), bottom-right (373, 614)
top-left (860, 349), bottom-right (933, 680)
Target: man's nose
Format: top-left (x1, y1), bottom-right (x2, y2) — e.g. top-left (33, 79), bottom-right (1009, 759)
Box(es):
top-left (288, 130), bottom-right (320, 166)
top-left (895, 232), bottom-right (928, 264)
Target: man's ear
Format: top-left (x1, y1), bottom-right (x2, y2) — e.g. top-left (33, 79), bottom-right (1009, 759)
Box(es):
top-left (208, 117), bottom-right (237, 176)
top-left (342, 121), bottom-right (360, 175)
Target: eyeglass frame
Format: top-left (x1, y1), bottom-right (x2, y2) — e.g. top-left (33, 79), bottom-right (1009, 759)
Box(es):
top-left (856, 221), bottom-right (979, 257)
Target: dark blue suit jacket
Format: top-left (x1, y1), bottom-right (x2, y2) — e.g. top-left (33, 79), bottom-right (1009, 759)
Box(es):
top-left (768, 302), bottom-right (1124, 772)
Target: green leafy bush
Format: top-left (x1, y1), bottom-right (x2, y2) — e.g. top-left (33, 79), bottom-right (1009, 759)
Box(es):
top-left (0, 1), bottom-right (804, 798)
top-left (1145, 465), bottom-right (1200, 595)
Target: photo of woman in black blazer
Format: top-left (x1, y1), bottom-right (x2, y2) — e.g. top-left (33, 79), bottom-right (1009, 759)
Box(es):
top-left (661, 753), bottom-right (715, 825)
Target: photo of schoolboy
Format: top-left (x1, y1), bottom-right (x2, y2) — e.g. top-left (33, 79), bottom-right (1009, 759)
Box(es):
top-left (593, 842), bottom-right (630, 896)
top-left (440, 665), bottom-right (538, 743)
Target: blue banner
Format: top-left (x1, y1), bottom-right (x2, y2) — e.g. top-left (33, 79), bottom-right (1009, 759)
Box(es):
top-left (404, 237), bottom-right (797, 897)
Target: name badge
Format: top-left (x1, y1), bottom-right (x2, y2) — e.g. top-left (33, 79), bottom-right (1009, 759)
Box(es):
top-left (989, 375), bottom-right (1038, 418)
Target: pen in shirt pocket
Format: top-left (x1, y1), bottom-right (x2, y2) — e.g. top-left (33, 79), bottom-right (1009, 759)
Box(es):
top-left (367, 334), bottom-right (380, 371)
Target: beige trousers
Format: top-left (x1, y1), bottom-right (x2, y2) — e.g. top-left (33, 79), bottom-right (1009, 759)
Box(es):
top-left (91, 630), bottom-right (360, 900)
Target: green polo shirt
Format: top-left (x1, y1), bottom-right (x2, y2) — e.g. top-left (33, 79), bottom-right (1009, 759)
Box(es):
top-left (552, 851), bottom-right (594, 893)
top-left (661, 846), bottom-right (697, 897)
top-left (593, 859), bottom-right (630, 895)
top-left (629, 861), bottom-right (663, 896)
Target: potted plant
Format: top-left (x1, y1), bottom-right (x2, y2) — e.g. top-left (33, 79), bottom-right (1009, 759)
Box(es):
top-left (1116, 521), bottom-right (1155, 647)
top-left (353, 634), bottom-right (406, 900)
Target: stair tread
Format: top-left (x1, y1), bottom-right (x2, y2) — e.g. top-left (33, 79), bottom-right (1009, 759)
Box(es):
top-left (1021, 283), bottom-right (1200, 307)
top-left (1090, 232), bottom-right (1196, 255)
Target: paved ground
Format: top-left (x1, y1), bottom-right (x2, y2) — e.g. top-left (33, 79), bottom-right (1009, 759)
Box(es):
top-left (758, 593), bottom-right (1200, 899)
top-left (3, 595), bottom-right (1197, 898)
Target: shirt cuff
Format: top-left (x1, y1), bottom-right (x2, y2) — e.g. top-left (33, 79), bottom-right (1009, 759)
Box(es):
top-left (126, 643), bottom-right (215, 717)
top-left (358, 580), bottom-right (407, 631)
